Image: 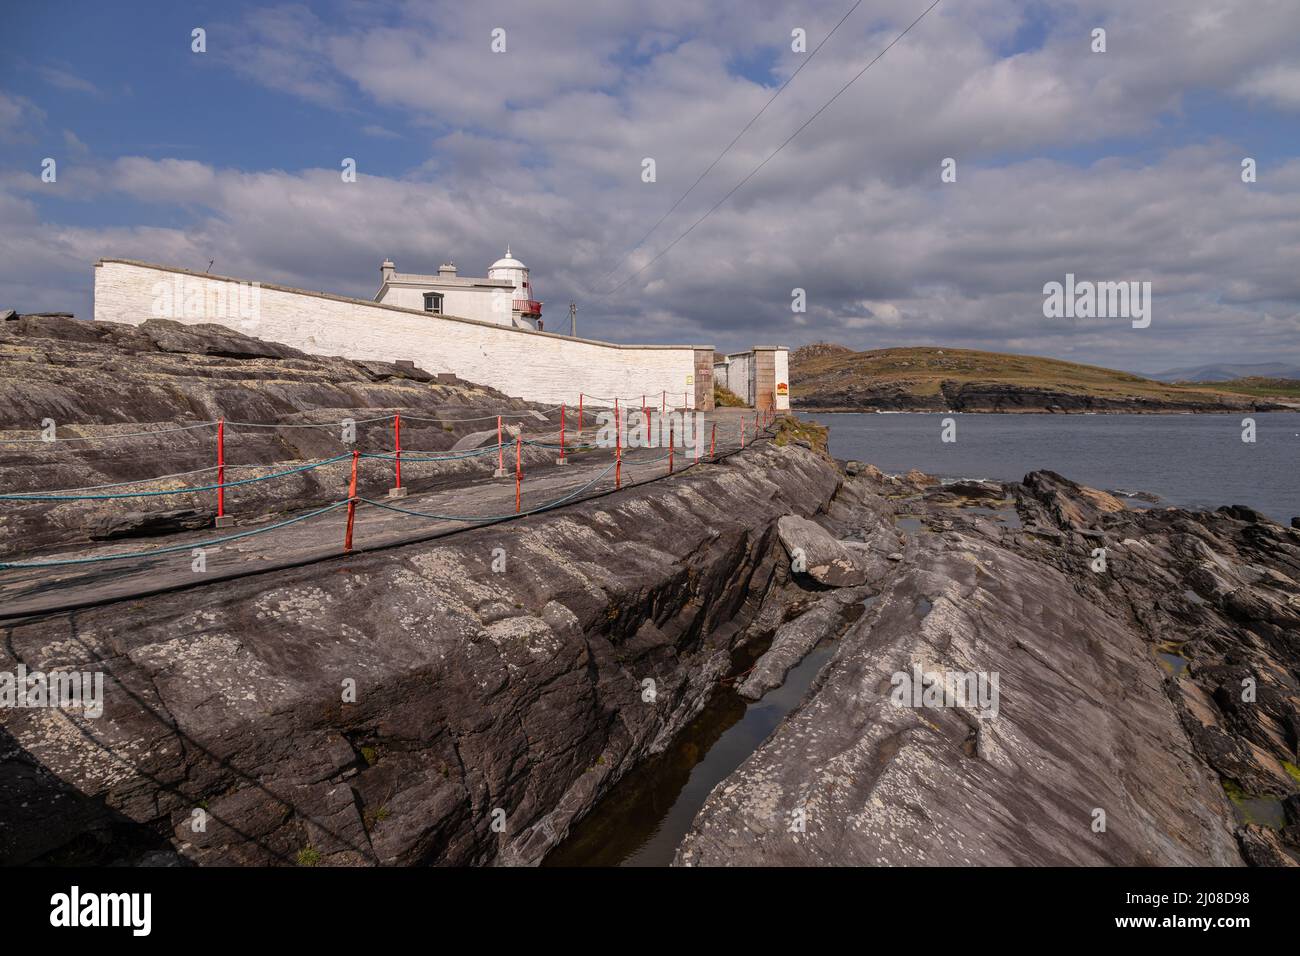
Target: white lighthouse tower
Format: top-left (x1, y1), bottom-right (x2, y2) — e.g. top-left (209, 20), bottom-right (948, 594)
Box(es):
top-left (488, 246), bottom-right (544, 330)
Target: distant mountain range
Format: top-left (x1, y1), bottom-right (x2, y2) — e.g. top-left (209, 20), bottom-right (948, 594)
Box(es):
top-left (1150, 362), bottom-right (1300, 382)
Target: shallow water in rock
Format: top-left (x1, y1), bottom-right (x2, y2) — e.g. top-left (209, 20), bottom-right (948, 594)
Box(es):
top-left (1229, 794), bottom-right (1287, 829)
top-left (1156, 651), bottom-right (1190, 677)
top-left (894, 515), bottom-right (927, 534)
top-left (818, 412), bottom-right (1298, 522)
top-left (544, 632), bottom-right (846, 867)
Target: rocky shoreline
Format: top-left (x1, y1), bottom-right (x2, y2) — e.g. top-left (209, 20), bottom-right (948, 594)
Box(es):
top-left (6, 439), bottom-right (1296, 867)
top-left (1, 437), bottom-right (840, 866)
top-left (678, 466), bottom-right (1300, 865)
top-left (788, 344), bottom-right (1297, 414)
top-left (797, 404), bottom-right (1297, 414)
top-left (0, 314), bottom-right (561, 559)
top-left (794, 388), bottom-right (1295, 414)
top-left (1, 320), bottom-right (1296, 867)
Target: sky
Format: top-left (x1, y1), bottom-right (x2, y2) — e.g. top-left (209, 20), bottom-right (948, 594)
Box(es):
top-left (1, 0), bottom-right (1298, 374)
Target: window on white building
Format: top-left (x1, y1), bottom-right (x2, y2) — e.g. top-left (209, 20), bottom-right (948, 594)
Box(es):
top-left (423, 292), bottom-right (443, 314)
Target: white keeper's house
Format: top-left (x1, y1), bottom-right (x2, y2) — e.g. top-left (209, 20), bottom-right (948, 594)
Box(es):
top-left (93, 245), bottom-right (791, 412)
top-left (375, 246), bottom-right (545, 331)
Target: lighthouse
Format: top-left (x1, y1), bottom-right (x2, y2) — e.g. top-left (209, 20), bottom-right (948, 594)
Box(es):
top-left (373, 246), bottom-right (545, 331)
top-left (488, 246), bottom-right (544, 330)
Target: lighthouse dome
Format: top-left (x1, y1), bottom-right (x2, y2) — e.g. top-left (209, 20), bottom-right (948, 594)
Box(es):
top-left (489, 245), bottom-right (526, 272)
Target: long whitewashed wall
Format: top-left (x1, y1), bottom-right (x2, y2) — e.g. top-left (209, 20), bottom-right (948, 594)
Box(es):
top-left (94, 260), bottom-right (709, 408)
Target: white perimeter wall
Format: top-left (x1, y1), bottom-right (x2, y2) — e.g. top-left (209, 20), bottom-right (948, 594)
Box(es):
top-left (94, 260), bottom-right (707, 408)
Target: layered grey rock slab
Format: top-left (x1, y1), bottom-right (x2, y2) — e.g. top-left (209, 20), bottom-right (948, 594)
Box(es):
top-left (0, 441), bottom-right (842, 867)
top-left (737, 587), bottom-right (873, 701)
top-left (677, 530), bottom-right (1243, 867)
top-left (776, 515), bottom-right (868, 587)
top-left (0, 316), bottom-right (557, 558)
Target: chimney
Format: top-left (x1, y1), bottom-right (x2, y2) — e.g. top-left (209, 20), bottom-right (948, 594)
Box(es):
top-left (438, 261), bottom-right (457, 277)
top-left (380, 258), bottom-right (396, 284)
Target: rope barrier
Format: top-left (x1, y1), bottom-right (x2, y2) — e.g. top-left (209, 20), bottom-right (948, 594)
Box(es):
top-left (359, 446), bottom-right (500, 463)
top-left (577, 392), bottom-right (696, 409)
top-left (0, 446), bottom-right (505, 503)
top-left (0, 454), bottom-right (352, 501)
top-left (222, 415), bottom-right (395, 429)
top-left (0, 501), bottom-right (349, 569)
top-left (357, 459), bottom-right (619, 524)
top-left (0, 406), bottom-right (564, 444)
top-left (523, 441), bottom-right (600, 453)
top-left (399, 404), bottom-right (563, 423)
top-left (1, 414), bottom-right (773, 503)
top-left (0, 417), bottom-right (777, 572)
top-left (216, 419), bottom-right (227, 521)
top-left (344, 450), bottom-right (359, 553)
top-left (0, 421), bottom-right (219, 444)
top-left (393, 414), bottom-right (402, 492)
top-left (4, 465), bottom-right (220, 495)
top-left (0, 395), bottom-right (706, 446)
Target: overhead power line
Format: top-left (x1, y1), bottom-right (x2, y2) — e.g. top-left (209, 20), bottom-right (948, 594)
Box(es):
top-left (598, 0), bottom-right (945, 300)
top-left (590, 0), bottom-right (866, 293)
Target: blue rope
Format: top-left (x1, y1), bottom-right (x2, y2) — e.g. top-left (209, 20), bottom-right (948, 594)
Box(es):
top-left (360, 445), bottom-right (501, 463)
top-left (0, 429), bottom-right (749, 571)
top-left (357, 460), bottom-right (618, 523)
top-left (521, 438), bottom-right (601, 451)
top-left (0, 454), bottom-right (352, 501)
top-left (0, 501), bottom-right (350, 569)
top-left (0, 421), bottom-right (220, 444)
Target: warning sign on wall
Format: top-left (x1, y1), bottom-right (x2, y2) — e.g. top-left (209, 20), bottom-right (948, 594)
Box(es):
top-left (776, 382), bottom-right (789, 396)
top-left (686, 375), bottom-right (694, 385)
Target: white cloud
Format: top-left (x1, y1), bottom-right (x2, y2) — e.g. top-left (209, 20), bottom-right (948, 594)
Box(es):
top-left (1236, 64), bottom-right (1300, 109)
top-left (37, 64), bottom-right (101, 97)
top-left (0, 91), bottom-right (45, 141)
top-left (2, 0), bottom-right (1298, 374)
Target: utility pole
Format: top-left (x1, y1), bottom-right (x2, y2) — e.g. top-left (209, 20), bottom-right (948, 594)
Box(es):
top-left (569, 302), bottom-right (577, 337)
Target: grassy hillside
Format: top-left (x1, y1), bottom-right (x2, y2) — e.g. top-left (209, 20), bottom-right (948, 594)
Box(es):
top-left (1182, 377), bottom-right (1300, 400)
top-left (789, 344), bottom-right (1294, 413)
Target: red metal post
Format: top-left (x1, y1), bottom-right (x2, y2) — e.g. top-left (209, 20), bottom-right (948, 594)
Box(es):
top-left (578, 393), bottom-right (583, 432)
top-left (615, 398), bottom-right (622, 489)
top-left (515, 435), bottom-right (522, 513)
top-left (344, 449), bottom-right (359, 552)
top-left (668, 422), bottom-right (674, 475)
top-left (394, 413), bottom-right (402, 490)
top-left (497, 415), bottom-right (504, 472)
top-left (661, 390), bottom-right (665, 416)
top-left (560, 404), bottom-right (566, 459)
top-left (216, 417), bottom-right (226, 519)
top-left (710, 422), bottom-right (716, 458)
